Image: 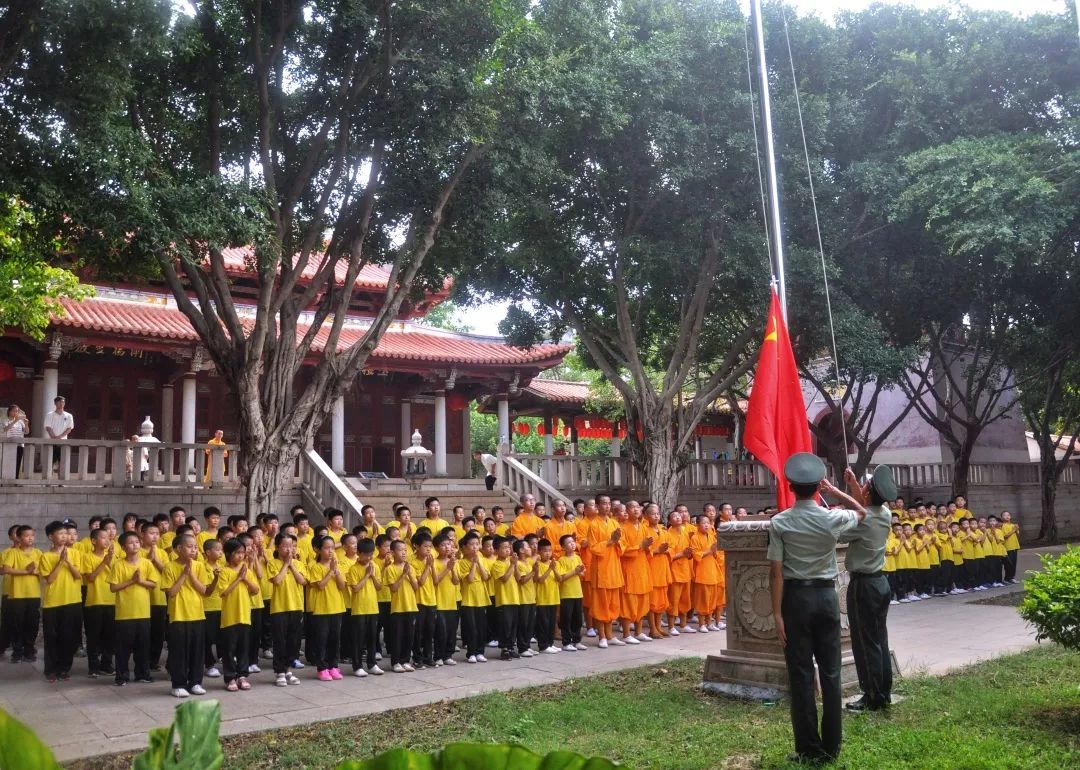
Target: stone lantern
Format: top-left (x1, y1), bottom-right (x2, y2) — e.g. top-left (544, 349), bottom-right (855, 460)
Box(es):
top-left (400, 429), bottom-right (432, 490)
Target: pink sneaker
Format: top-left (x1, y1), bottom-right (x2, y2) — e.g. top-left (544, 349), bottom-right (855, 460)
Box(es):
top-left (329, 668), bottom-right (343, 681)
top-left (317, 669), bottom-right (333, 682)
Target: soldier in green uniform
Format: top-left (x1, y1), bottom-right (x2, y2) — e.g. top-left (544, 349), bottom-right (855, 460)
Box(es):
top-left (843, 465), bottom-right (897, 713)
top-left (767, 453), bottom-right (866, 765)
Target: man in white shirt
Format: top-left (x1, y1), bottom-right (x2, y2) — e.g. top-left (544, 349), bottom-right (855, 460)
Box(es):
top-left (473, 450), bottom-right (498, 490)
top-left (43, 396), bottom-right (74, 470)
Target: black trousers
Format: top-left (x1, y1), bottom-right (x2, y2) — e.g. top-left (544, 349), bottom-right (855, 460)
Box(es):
top-left (536, 605), bottom-right (557, 650)
top-left (166, 620), bottom-right (205, 690)
top-left (308, 613), bottom-right (342, 671)
top-left (248, 608), bottom-right (264, 665)
top-left (338, 610), bottom-right (352, 662)
top-left (1005, 549), bottom-right (1019, 581)
top-left (938, 560), bottom-right (954, 592)
top-left (351, 614), bottom-right (378, 670)
top-left (376, 601), bottom-right (391, 656)
top-left (42, 603), bottom-right (82, 677)
top-left (560, 598), bottom-right (583, 645)
top-left (486, 598), bottom-right (499, 643)
top-left (498, 604), bottom-right (520, 652)
top-left (391, 612), bottom-right (416, 666)
top-left (517, 604), bottom-right (535, 653)
top-left (149, 605), bottom-right (167, 667)
top-left (204, 610), bottom-right (221, 667)
top-left (413, 604), bottom-right (436, 664)
top-left (6, 598), bottom-right (40, 659)
top-left (219, 624), bottom-right (251, 683)
top-left (84, 604), bottom-right (115, 674)
top-left (114, 618), bottom-right (150, 682)
top-left (0, 596), bottom-right (11, 654)
top-left (781, 584), bottom-right (843, 761)
top-left (435, 608), bottom-right (458, 661)
top-left (989, 556), bottom-right (1004, 584)
top-left (260, 600), bottom-right (273, 652)
top-left (459, 606), bottom-right (487, 657)
top-left (485, 474), bottom-right (496, 491)
top-left (885, 573), bottom-right (898, 601)
top-left (270, 611), bottom-right (302, 674)
top-left (847, 574), bottom-right (892, 709)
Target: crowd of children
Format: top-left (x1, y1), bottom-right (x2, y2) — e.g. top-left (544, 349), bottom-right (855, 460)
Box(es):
top-left (882, 495), bottom-right (1021, 604)
top-left (0, 493), bottom-right (732, 697)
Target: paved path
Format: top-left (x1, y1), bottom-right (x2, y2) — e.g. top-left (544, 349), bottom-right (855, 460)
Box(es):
top-left (0, 545), bottom-right (1062, 763)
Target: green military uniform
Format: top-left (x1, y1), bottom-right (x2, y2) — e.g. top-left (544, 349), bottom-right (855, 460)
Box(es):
top-left (767, 453), bottom-right (860, 763)
top-left (842, 465), bottom-right (897, 712)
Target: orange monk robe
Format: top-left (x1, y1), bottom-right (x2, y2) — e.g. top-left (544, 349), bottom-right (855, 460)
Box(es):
top-left (667, 526), bottom-right (692, 617)
top-left (645, 524), bottom-right (671, 612)
top-left (575, 516), bottom-right (596, 610)
top-left (588, 516), bottom-right (624, 622)
top-left (542, 517), bottom-right (576, 559)
top-left (713, 547), bottom-right (727, 612)
top-left (689, 529), bottom-right (721, 617)
top-left (510, 511), bottom-right (544, 539)
top-left (619, 520), bottom-right (651, 622)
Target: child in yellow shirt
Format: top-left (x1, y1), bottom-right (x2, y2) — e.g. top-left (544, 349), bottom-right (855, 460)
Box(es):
top-left (384, 539), bottom-right (419, 672)
top-left (1000, 511), bottom-right (1021, 583)
top-left (432, 533), bottom-right (461, 666)
top-left (160, 533), bottom-right (216, 698)
top-left (557, 535), bottom-right (587, 651)
top-left (534, 539), bottom-right (562, 654)
top-left (83, 527), bottom-right (117, 678)
top-left (109, 531), bottom-right (157, 686)
top-left (39, 520), bottom-right (84, 682)
top-left (267, 533), bottom-right (308, 686)
top-left (347, 537), bottom-right (383, 677)
top-left (1, 525), bottom-right (41, 663)
top-left (490, 536), bottom-right (522, 661)
top-left (455, 532), bottom-right (490, 663)
top-left (202, 540), bottom-right (225, 679)
top-left (218, 539), bottom-right (260, 691)
top-left (307, 535), bottom-right (347, 681)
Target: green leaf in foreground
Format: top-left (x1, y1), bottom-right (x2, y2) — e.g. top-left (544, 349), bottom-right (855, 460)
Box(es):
top-left (335, 743), bottom-right (621, 770)
top-left (0, 708), bottom-right (63, 770)
top-left (132, 700), bottom-right (224, 770)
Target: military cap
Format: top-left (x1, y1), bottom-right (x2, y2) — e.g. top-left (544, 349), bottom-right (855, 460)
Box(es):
top-left (784, 452), bottom-right (826, 485)
top-left (870, 465), bottom-right (897, 502)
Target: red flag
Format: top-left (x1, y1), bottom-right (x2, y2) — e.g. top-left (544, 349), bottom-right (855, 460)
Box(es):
top-left (744, 287), bottom-right (812, 510)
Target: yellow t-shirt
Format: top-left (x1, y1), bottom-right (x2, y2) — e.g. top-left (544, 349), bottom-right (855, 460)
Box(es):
top-left (110, 557), bottom-right (157, 620)
top-left (40, 550), bottom-right (85, 608)
top-left (266, 558), bottom-right (308, 614)
top-left (160, 531), bottom-right (177, 551)
top-left (883, 536), bottom-right (898, 573)
top-left (83, 551), bottom-right (117, 607)
top-left (556, 555), bottom-right (584, 599)
top-left (494, 523), bottom-right (511, 537)
top-left (418, 518), bottom-right (449, 536)
top-left (897, 539), bottom-right (916, 570)
top-left (534, 560), bottom-right (560, 606)
top-left (914, 539), bottom-right (931, 570)
top-left (139, 546), bottom-right (169, 607)
top-left (346, 562), bottom-right (379, 616)
top-left (935, 532), bottom-right (952, 563)
top-left (296, 533), bottom-right (316, 564)
top-left (924, 535), bottom-right (939, 567)
top-left (990, 531), bottom-right (1008, 557)
top-left (971, 531), bottom-right (987, 559)
top-left (359, 521), bottom-right (383, 540)
top-left (384, 562), bottom-right (418, 613)
top-left (517, 558), bottom-right (537, 605)
top-left (202, 559), bottom-right (225, 612)
top-left (490, 558), bottom-right (521, 606)
top-left (480, 554), bottom-right (497, 598)
top-left (159, 560), bottom-right (213, 622)
top-left (455, 559), bottom-right (490, 607)
top-left (196, 531), bottom-right (216, 554)
top-left (1, 547), bottom-right (42, 599)
top-left (307, 562), bottom-right (347, 615)
top-left (409, 556), bottom-right (437, 607)
top-left (375, 556), bottom-right (393, 603)
top-left (432, 559), bottom-right (459, 611)
top-left (1002, 523), bottom-right (1020, 551)
top-left (453, 524), bottom-right (468, 543)
top-left (954, 507), bottom-right (973, 523)
top-left (335, 553), bottom-right (359, 608)
top-left (218, 566), bottom-right (258, 628)
top-left (326, 528), bottom-right (347, 545)
top-left (949, 534), bottom-right (964, 565)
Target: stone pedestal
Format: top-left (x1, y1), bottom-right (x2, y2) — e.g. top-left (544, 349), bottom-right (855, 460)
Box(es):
top-left (701, 518), bottom-right (860, 700)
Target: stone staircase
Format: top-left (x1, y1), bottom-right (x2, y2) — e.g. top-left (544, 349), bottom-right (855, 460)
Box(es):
top-left (341, 477), bottom-right (517, 520)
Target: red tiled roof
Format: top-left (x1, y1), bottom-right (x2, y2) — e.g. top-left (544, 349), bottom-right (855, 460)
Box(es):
top-left (52, 296), bottom-right (568, 367)
top-left (525, 379), bottom-right (589, 404)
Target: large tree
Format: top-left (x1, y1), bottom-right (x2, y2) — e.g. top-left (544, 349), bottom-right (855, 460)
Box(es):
top-left (2, 0), bottom-right (548, 513)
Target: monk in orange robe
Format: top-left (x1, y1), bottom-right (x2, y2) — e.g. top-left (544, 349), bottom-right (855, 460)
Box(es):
top-left (666, 511), bottom-right (694, 634)
top-left (618, 501), bottom-right (652, 643)
top-left (542, 499), bottom-right (576, 559)
top-left (575, 498), bottom-right (599, 636)
top-left (644, 502), bottom-right (671, 638)
top-left (689, 514), bottom-right (722, 633)
top-left (588, 494), bottom-right (624, 646)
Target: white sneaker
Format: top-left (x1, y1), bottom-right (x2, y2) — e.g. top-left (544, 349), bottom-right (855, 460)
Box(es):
top-left (530, 637), bottom-right (537, 644)
top-left (575, 643), bottom-right (587, 651)
top-left (707, 624), bottom-right (720, 632)
top-left (171, 687), bottom-right (190, 698)
top-left (467, 655), bottom-right (478, 664)
top-left (543, 646), bottom-right (561, 654)
top-left (370, 665), bottom-right (384, 675)
top-left (520, 649), bottom-right (535, 658)
top-left (402, 663), bottom-right (415, 672)
top-left (890, 600), bottom-right (899, 605)
top-left (899, 598), bottom-right (910, 603)
top-left (660, 619), bottom-right (669, 628)
top-left (434, 660), bottom-right (443, 667)
top-left (375, 652), bottom-right (383, 661)
top-left (260, 649), bottom-right (273, 660)
top-left (669, 627), bottom-right (680, 636)
top-left (598, 638), bottom-right (608, 649)
top-left (444, 658), bottom-right (457, 666)
top-left (586, 628), bottom-right (598, 638)
top-left (476, 654), bottom-right (488, 662)
top-left (637, 633), bottom-right (652, 642)
top-left (919, 593), bottom-right (930, 599)
top-left (353, 668), bottom-right (368, 678)
top-left (275, 674), bottom-right (287, 687)
top-left (624, 636), bottom-right (640, 645)
top-left (610, 637), bottom-right (626, 646)
top-left (189, 684), bottom-right (206, 695)
top-left (681, 626), bottom-right (696, 634)
top-left (247, 664), bottom-right (261, 674)
top-left (205, 666), bottom-right (221, 678)
top-left (286, 673), bottom-right (300, 685)
top-left (293, 659), bottom-right (305, 669)
top-left (392, 664), bottom-right (405, 673)
top-left (563, 645), bottom-right (576, 652)
top-left (698, 625), bottom-right (710, 634)
top-left (716, 621), bottom-right (727, 630)
top-left (487, 640), bottom-right (499, 647)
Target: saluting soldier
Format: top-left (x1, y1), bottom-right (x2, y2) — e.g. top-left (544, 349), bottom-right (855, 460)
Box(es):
top-left (767, 453), bottom-right (866, 765)
top-left (843, 465), bottom-right (897, 713)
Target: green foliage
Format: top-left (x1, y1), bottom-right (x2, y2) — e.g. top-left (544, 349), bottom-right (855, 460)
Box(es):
top-left (1021, 547), bottom-right (1080, 651)
top-left (335, 743), bottom-right (620, 770)
top-left (0, 707), bottom-right (62, 770)
top-left (0, 197), bottom-right (93, 340)
top-left (418, 301), bottom-right (475, 334)
top-left (132, 700), bottom-right (224, 770)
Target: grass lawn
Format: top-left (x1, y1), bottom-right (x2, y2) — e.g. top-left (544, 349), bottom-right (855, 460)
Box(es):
top-left (67, 645), bottom-right (1080, 770)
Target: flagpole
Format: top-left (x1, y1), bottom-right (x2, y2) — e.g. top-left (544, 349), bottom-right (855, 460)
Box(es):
top-left (750, 0), bottom-right (788, 323)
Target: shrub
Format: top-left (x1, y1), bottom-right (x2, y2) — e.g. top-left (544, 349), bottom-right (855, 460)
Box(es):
top-left (1020, 546), bottom-right (1080, 651)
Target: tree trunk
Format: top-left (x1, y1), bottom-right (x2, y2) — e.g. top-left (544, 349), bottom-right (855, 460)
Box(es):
top-left (950, 434), bottom-right (978, 499)
top-left (1038, 452), bottom-right (1059, 544)
top-left (243, 443), bottom-right (303, 519)
top-left (643, 433), bottom-right (682, 516)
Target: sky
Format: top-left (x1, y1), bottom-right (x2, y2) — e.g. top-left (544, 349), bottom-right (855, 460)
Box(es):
top-left (456, 0), bottom-right (1073, 336)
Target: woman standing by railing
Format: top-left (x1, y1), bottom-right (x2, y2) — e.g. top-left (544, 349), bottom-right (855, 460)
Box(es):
top-left (2, 404), bottom-right (29, 478)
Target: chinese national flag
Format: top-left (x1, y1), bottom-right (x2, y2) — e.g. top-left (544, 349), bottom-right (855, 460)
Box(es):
top-left (744, 287), bottom-right (812, 510)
